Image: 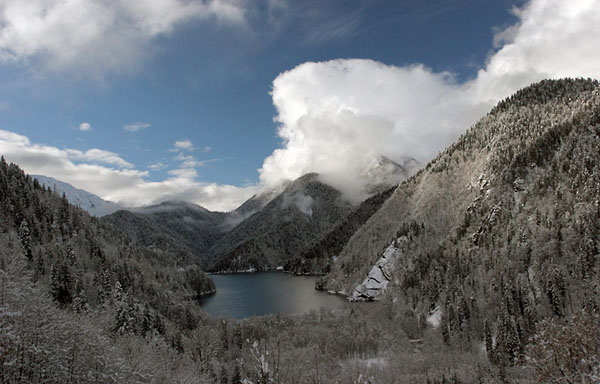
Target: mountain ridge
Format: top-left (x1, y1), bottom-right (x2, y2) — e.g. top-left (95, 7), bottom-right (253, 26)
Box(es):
top-left (32, 174), bottom-right (123, 216)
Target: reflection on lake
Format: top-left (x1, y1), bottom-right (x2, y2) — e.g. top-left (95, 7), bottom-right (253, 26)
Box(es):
top-left (199, 272), bottom-right (348, 319)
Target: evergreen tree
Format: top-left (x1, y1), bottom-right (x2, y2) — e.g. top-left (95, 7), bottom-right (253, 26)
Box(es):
top-left (50, 262), bottom-right (73, 307)
top-left (232, 360), bottom-right (242, 384)
top-left (72, 279), bottom-right (89, 313)
top-left (220, 365), bottom-right (229, 384)
top-left (18, 219), bottom-right (33, 260)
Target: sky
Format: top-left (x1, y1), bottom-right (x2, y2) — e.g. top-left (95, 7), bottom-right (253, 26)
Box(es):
top-left (1, 0), bottom-right (600, 211)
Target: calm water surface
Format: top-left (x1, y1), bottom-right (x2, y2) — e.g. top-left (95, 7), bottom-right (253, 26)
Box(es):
top-left (199, 272), bottom-right (348, 319)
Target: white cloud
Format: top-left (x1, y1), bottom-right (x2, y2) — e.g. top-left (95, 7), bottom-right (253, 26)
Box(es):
top-left (259, 0), bottom-right (600, 199)
top-left (124, 122), bottom-right (150, 132)
top-left (466, 0), bottom-right (600, 104)
top-left (259, 60), bottom-right (480, 200)
top-left (0, 0), bottom-right (246, 77)
top-left (174, 153), bottom-right (204, 168)
top-left (0, 128), bottom-right (256, 211)
top-left (65, 148), bottom-right (133, 168)
top-left (78, 122), bottom-right (91, 131)
top-left (173, 139), bottom-right (194, 151)
top-left (148, 162), bottom-right (167, 171)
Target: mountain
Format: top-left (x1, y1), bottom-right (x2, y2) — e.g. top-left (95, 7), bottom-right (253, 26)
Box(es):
top-left (32, 174), bottom-right (122, 216)
top-left (362, 155), bottom-right (420, 195)
top-left (207, 173), bottom-right (356, 271)
top-left (206, 156), bottom-right (417, 271)
top-left (286, 184), bottom-right (398, 275)
top-left (102, 156), bottom-right (414, 271)
top-left (102, 201), bottom-right (231, 267)
top-left (324, 78), bottom-right (600, 365)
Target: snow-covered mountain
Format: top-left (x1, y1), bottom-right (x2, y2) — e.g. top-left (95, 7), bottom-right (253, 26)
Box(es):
top-left (32, 175), bottom-right (122, 217)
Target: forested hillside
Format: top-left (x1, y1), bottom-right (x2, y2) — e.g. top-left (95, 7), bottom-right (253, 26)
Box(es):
top-left (208, 173), bottom-right (355, 272)
top-left (0, 159), bottom-right (214, 381)
top-left (286, 185), bottom-right (397, 275)
top-left (326, 78), bottom-right (600, 371)
top-left (103, 201), bottom-right (231, 268)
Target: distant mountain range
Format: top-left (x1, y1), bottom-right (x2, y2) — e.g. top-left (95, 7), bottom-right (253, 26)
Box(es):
top-left (40, 155), bottom-right (416, 271)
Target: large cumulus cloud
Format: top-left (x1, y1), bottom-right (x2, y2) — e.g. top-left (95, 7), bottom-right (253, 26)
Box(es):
top-left (259, 0), bottom-right (600, 198)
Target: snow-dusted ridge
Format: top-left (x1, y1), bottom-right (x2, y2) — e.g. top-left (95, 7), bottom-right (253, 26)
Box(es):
top-left (32, 175), bottom-right (122, 217)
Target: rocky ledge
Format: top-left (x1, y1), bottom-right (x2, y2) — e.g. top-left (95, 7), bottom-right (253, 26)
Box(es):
top-left (350, 236), bottom-right (407, 301)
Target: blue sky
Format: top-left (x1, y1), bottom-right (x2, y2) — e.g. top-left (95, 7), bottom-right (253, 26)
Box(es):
top-left (1, 0), bottom-right (599, 210)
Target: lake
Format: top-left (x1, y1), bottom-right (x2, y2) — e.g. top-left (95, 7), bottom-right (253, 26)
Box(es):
top-left (199, 272), bottom-right (349, 319)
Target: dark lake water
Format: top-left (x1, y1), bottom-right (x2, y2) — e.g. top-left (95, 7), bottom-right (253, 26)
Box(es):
top-left (199, 272), bottom-right (348, 319)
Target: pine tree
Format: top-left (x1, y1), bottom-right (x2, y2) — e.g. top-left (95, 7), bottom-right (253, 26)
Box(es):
top-left (67, 247), bottom-right (76, 266)
top-left (484, 318), bottom-right (494, 363)
top-left (220, 365), bottom-right (229, 384)
top-left (72, 279), bottom-right (89, 313)
top-left (50, 262), bottom-right (73, 307)
top-left (18, 219), bottom-right (33, 261)
top-left (221, 320), bottom-right (229, 352)
top-left (35, 250), bottom-right (45, 280)
top-left (233, 324), bottom-right (243, 350)
top-left (140, 304), bottom-right (153, 337)
top-left (232, 360), bottom-right (242, 384)
top-left (154, 313), bottom-right (166, 335)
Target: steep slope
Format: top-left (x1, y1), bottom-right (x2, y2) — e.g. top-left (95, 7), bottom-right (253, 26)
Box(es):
top-left (208, 173), bottom-right (355, 271)
top-left (280, 156), bottom-right (418, 275)
top-left (286, 184), bottom-right (397, 275)
top-left (326, 78), bottom-right (600, 365)
top-left (32, 174), bottom-right (122, 216)
top-left (0, 159), bottom-right (215, 381)
top-left (103, 201), bottom-right (230, 267)
top-left (100, 208), bottom-right (199, 265)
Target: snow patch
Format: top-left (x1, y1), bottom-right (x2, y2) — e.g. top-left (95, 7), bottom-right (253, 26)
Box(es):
top-left (427, 307), bottom-right (442, 328)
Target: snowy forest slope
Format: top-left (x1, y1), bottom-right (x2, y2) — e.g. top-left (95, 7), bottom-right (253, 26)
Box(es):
top-left (326, 78), bottom-right (600, 366)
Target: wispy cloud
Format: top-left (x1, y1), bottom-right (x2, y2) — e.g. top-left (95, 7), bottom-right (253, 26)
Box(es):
top-left (78, 122), bottom-right (91, 132)
top-left (65, 148), bottom-right (132, 168)
top-left (148, 162), bottom-right (167, 171)
top-left (301, 8), bottom-right (363, 45)
top-left (124, 122), bottom-right (150, 132)
top-left (175, 153), bottom-right (204, 168)
top-left (173, 139), bottom-right (195, 151)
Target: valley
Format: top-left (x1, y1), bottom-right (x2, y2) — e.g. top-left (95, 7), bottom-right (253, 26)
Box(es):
top-left (2, 79), bottom-right (600, 383)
